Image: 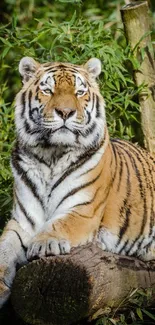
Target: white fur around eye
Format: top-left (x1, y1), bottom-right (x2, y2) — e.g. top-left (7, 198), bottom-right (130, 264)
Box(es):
top-left (76, 74), bottom-right (86, 87)
top-left (39, 73), bottom-right (55, 95)
top-left (75, 74), bottom-right (88, 97)
top-left (76, 90), bottom-right (86, 97)
top-left (41, 89), bottom-right (52, 96)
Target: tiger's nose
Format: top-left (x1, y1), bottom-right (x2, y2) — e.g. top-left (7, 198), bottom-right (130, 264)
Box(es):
top-left (55, 107), bottom-right (76, 120)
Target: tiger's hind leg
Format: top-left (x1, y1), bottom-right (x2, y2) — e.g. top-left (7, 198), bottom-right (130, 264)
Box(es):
top-left (97, 227), bottom-right (155, 261)
top-left (0, 219), bottom-right (30, 308)
top-left (137, 241), bottom-right (155, 261)
top-left (96, 227), bottom-right (120, 253)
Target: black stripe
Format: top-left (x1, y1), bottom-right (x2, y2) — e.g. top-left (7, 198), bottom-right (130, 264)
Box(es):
top-left (23, 146), bottom-right (51, 167)
top-left (91, 93), bottom-right (95, 113)
top-left (110, 142), bottom-right (118, 182)
top-left (48, 140), bottom-right (104, 197)
top-left (24, 120), bottom-right (40, 135)
top-left (117, 153), bottom-right (124, 191)
top-left (91, 133), bottom-right (101, 148)
top-left (119, 204), bottom-right (131, 241)
top-left (9, 229), bottom-right (27, 251)
top-left (45, 76), bottom-right (51, 84)
top-left (35, 86), bottom-right (39, 100)
top-left (117, 147), bottom-right (131, 243)
top-left (21, 91), bottom-right (26, 118)
top-left (113, 140), bottom-right (146, 200)
top-left (29, 107), bottom-right (39, 123)
top-left (24, 120), bottom-right (31, 133)
top-left (44, 66), bottom-right (79, 74)
top-left (84, 122), bottom-right (96, 136)
top-left (73, 211), bottom-right (93, 219)
top-left (34, 79), bottom-right (39, 86)
top-left (116, 141), bottom-right (147, 231)
top-left (28, 90), bottom-right (33, 121)
top-left (137, 237), bottom-right (147, 252)
top-left (44, 68), bottom-right (59, 73)
top-left (140, 232), bottom-right (155, 253)
top-left (115, 139), bottom-right (155, 237)
top-left (118, 239), bottom-right (129, 254)
top-left (72, 200), bottom-right (93, 208)
top-left (94, 199), bottom-right (106, 214)
top-left (72, 185), bottom-right (103, 210)
top-left (95, 95), bottom-right (101, 118)
top-left (110, 142), bottom-right (132, 247)
top-left (56, 65), bottom-right (80, 71)
top-left (56, 170), bottom-right (102, 210)
top-left (128, 143), bottom-right (154, 237)
top-left (86, 111), bottom-right (91, 124)
top-left (15, 193), bottom-right (35, 228)
top-left (113, 140), bottom-right (148, 254)
top-left (23, 115), bottom-right (42, 135)
top-left (114, 140), bottom-right (150, 189)
top-left (28, 89), bottom-right (32, 108)
top-left (11, 146), bottom-right (44, 208)
top-left (79, 159), bottom-right (101, 178)
top-left (127, 237), bottom-right (145, 256)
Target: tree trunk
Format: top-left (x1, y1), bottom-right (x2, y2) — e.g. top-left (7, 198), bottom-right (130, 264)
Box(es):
top-left (121, 1), bottom-right (155, 154)
top-left (11, 244), bottom-right (155, 325)
top-left (123, 0), bottom-right (152, 9)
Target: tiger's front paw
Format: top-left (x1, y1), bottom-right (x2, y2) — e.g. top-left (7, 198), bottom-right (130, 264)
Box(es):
top-left (27, 238), bottom-right (71, 261)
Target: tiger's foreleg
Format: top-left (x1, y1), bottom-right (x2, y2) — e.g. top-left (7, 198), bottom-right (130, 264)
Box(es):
top-left (27, 212), bottom-right (99, 260)
top-left (0, 219), bottom-right (30, 307)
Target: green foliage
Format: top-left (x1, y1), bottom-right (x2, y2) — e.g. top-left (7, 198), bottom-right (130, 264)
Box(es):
top-left (0, 82), bottom-right (14, 229)
top-left (94, 288), bottom-right (155, 325)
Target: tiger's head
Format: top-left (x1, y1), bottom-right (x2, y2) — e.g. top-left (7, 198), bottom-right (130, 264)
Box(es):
top-left (15, 57), bottom-right (106, 149)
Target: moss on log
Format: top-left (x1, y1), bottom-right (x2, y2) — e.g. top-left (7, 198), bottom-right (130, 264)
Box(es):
top-left (11, 244), bottom-right (155, 325)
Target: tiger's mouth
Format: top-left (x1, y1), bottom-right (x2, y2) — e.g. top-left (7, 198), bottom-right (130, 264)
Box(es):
top-left (41, 117), bottom-right (85, 133)
top-left (40, 121), bottom-right (76, 135)
top-left (54, 125), bottom-right (70, 133)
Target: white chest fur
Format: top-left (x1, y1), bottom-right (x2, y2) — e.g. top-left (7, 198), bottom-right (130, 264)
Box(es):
top-left (12, 143), bottom-right (105, 236)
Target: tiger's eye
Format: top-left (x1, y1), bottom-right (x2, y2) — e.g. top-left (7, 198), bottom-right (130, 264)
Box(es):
top-left (76, 90), bottom-right (86, 96)
top-left (44, 89), bottom-right (52, 94)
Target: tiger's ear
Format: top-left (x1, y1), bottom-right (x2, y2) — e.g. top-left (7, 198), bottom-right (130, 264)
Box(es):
top-left (84, 58), bottom-right (101, 78)
top-left (19, 57), bottom-right (40, 83)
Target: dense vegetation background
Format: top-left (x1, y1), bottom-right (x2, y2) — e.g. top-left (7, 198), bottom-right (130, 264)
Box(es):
top-left (0, 0), bottom-right (155, 324)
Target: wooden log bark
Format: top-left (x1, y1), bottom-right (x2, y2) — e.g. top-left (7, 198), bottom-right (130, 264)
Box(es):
top-left (11, 244), bottom-right (155, 325)
top-left (121, 1), bottom-right (155, 154)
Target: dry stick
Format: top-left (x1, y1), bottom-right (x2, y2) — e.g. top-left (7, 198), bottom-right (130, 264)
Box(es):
top-left (121, 1), bottom-right (155, 154)
top-left (11, 244), bottom-right (155, 325)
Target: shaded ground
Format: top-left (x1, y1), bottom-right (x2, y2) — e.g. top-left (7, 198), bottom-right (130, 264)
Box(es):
top-left (0, 300), bottom-right (93, 325)
top-left (0, 301), bottom-right (26, 325)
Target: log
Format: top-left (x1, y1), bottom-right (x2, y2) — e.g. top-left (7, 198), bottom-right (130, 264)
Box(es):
top-left (11, 243), bottom-right (155, 325)
top-left (121, 1), bottom-right (155, 155)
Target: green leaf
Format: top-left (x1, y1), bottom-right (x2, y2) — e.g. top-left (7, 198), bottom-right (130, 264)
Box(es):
top-left (1, 47), bottom-right (11, 58)
top-left (136, 307), bottom-right (143, 320)
top-left (142, 309), bottom-right (155, 320)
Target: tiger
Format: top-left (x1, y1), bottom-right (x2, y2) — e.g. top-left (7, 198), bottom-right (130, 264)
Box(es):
top-left (1, 56), bottom-right (155, 308)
